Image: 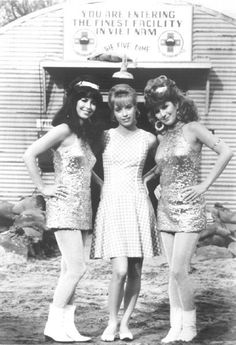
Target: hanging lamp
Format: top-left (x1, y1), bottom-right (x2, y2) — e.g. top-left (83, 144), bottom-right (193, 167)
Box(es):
top-left (112, 55), bottom-right (134, 79)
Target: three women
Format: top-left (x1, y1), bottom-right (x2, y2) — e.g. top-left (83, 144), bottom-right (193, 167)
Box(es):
top-left (24, 74), bottom-right (233, 343)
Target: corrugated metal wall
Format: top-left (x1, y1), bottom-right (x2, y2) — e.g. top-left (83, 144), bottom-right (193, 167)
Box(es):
top-left (192, 7), bottom-right (236, 210)
top-left (0, 5), bottom-right (64, 201)
top-left (0, 2), bottom-right (235, 211)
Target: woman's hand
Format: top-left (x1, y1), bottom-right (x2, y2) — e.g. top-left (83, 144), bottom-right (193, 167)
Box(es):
top-left (92, 171), bottom-right (103, 188)
top-left (183, 183), bottom-right (208, 202)
top-left (154, 185), bottom-right (162, 200)
top-left (41, 184), bottom-right (68, 199)
top-left (143, 177), bottom-right (150, 195)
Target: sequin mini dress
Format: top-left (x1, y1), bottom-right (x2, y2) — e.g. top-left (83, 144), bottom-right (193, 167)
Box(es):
top-left (90, 128), bottom-right (161, 259)
top-left (155, 122), bottom-right (206, 233)
top-left (46, 137), bottom-right (96, 231)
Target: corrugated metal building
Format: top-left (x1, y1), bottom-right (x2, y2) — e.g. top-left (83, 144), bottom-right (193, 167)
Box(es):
top-left (0, 0), bottom-right (235, 210)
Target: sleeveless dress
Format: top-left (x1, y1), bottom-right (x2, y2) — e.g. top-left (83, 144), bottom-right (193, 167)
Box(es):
top-left (90, 128), bottom-right (161, 259)
top-left (46, 137), bottom-right (96, 231)
top-left (155, 122), bottom-right (206, 233)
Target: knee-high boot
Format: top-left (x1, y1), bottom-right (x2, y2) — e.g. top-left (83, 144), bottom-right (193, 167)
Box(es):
top-left (161, 307), bottom-right (182, 343)
top-left (64, 305), bottom-right (91, 342)
top-left (44, 304), bottom-right (73, 342)
top-left (178, 309), bottom-right (197, 342)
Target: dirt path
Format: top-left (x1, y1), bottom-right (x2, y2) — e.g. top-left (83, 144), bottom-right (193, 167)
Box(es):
top-left (0, 238), bottom-right (236, 345)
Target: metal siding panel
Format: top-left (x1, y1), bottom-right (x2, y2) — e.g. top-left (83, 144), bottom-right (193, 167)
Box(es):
top-left (0, 6), bottom-right (64, 202)
top-left (193, 7), bottom-right (236, 211)
top-left (0, 3), bottom-right (235, 212)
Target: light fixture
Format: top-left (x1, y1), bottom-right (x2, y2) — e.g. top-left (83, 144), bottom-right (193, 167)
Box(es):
top-left (112, 55), bottom-right (134, 79)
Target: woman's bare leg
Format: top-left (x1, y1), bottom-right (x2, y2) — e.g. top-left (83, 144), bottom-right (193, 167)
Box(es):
top-left (101, 257), bottom-right (128, 340)
top-left (119, 258), bottom-right (143, 335)
top-left (171, 233), bottom-right (199, 310)
top-left (53, 230), bottom-right (87, 307)
top-left (161, 232), bottom-right (182, 309)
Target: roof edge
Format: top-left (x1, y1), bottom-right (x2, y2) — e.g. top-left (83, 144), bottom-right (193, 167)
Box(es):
top-left (0, 3), bottom-right (64, 34)
top-left (0, 0), bottom-right (235, 35)
top-left (183, 1), bottom-right (236, 25)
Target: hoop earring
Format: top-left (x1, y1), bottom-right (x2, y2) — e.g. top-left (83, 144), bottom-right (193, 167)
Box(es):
top-left (136, 109), bottom-right (141, 119)
top-left (176, 110), bottom-right (182, 121)
top-left (155, 121), bottom-right (165, 132)
top-left (111, 116), bottom-right (118, 123)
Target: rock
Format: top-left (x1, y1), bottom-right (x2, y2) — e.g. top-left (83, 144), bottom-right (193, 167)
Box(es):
top-left (0, 200), bottom-right (15, 226)
top-left (0, 245), bottom-right (27, 264)
top-left (0, 226), bottom-right (9, 234)
top-left (0, 245), bottom-right (5, 256)
top-left (41, 230), bottom-right (59, 257)
top-left (214, 203), bottom-right (236, 224)
top-left (12, 194), bottom-right (46, 214)
top-left (22, 227), bottom-right (42, 241)
top-left (225, 223), bottom-right (236, 233)
top-left (196, 245), bottom-right (233, 260)
top-left (199, 223), bottom-right (216, 240)
top-left (228, 242), bottom-right (236, 256)
top-left (0, 232), bottom-right (28, 258)
top-left (229, 231), bottom-right (236, 241)
top-left (14, 209), bottom-right (46, 233)
top-left (215, 224), bottom-right (231, 237)
top-left (211, 235), bottom-right (227, 247)
top-left (198, 237), bottom-right (212, 247)
top-left (0, 195), bottom-right (53, 259)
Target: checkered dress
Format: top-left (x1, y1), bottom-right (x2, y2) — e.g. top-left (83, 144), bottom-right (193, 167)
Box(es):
top-left (90, 128), bottom-right (161, 259)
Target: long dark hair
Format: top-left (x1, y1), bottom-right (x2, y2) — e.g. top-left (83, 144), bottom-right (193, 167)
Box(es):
top-left (144, 75), bottom-right (199, 126)
top-left (52, 76), bottom-right (104, 153)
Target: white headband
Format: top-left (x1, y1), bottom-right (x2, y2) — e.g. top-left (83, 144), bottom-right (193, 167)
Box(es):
top-left (75, 81), bottom-right (99, 90)
top-left (155, 86), bottom-right (167, 94)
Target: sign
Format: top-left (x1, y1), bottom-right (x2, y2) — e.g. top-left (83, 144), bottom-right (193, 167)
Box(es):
top-left (64, 0), bottom-right (193, 62)
top-left (36, 119), bottom-right (52, 130)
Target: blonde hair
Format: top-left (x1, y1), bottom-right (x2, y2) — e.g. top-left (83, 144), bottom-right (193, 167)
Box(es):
top-left (108, 84), bottom-right (137, 110)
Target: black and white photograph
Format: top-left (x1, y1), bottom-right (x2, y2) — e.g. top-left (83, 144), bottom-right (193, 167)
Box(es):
top-left (0, 0), bottom-right (236, 344)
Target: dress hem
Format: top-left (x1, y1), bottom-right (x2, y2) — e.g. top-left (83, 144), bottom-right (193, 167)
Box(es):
top-left (49, 227), bottom-right (92, 232)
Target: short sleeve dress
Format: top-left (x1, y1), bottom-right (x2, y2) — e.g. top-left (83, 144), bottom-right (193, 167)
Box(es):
top-left (90, 128), bottom-right (161, 259)
top-left (46, 137), bottom-right (96, 231)
top-left (155, 122), bottom-right (206, 233)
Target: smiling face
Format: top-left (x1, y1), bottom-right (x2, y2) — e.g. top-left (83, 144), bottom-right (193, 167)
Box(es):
top-left (76, 97), bottom-right (97, 120)
top-left (155, 101), bottom-right (178, 126)
top-left (113, 96), bottom-right (137, 129)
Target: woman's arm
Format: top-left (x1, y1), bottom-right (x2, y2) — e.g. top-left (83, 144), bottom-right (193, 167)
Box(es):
top-left (143, 132), bottom-right (159, 182)
top-left (23, 124), bottom-right (70, 196)
top-left (92, 170), bottom-right (103, 187)
top-left (184, 122), bottom-right (234, 201)
top-left (148, 132), bottom-right (158, 155)
top-left (143, 165), bottom-right (159, 183)
top-left (143, 133), bottom-right (160, 193)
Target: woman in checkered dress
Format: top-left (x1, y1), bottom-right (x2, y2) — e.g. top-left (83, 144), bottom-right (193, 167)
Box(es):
top-left (90, 84), bottom-right (161, 341)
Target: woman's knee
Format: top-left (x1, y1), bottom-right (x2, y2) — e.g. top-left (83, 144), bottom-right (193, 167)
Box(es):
top-left (113, 266), bottom-right (127, 282)
top-left (169, 268), bottom-right (188, 284)
top-left (128, 267), bottom-right (142, 281)
top-left (67, 263), bottom-right (87, 283)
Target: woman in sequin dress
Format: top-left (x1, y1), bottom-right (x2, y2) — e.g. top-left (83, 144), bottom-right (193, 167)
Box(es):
top-left (90, 84), bottom-right (161, 342)
top-left (143, 75), bottom-right (233, 343)
top-left (23, 76), bottom-right (103, 343)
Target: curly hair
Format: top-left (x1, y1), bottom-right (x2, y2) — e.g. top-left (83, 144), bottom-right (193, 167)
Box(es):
top-left (52, 75), bottom-right (104, 153)
top-left (144, 75), bottom-right (199, 125)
